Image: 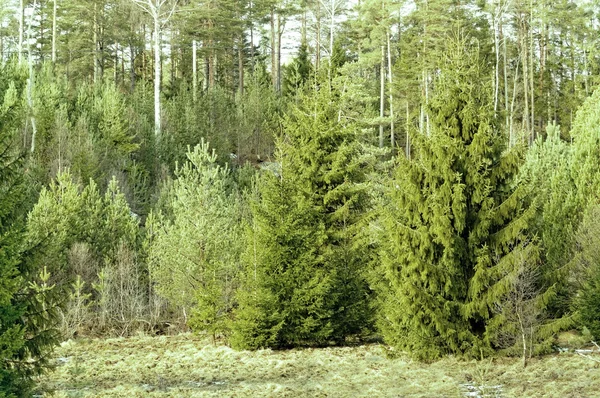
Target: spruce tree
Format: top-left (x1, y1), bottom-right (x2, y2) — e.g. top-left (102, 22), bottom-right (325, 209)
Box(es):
top-left (378, 35), bottom-right (556, 360)
top-left (0, 63), bottom-right (58, 396)
top-left (231, 82), bottom-right (375, 349)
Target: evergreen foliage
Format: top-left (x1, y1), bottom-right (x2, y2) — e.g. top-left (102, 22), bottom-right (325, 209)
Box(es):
top-left (572, 204), bottom-right (600, 340)
top-left (518, 124), bottom-right (577, 315)
top-left (231, 83), bottom-right (375, 349)
top-left (0, 62), bottom-right (59, 396)
top-left (283, 43), bottom-right (313, 97)
top-left (378, 35), bottom-right (557, 360)
top-left (149, 141), bottom-right (242, 338)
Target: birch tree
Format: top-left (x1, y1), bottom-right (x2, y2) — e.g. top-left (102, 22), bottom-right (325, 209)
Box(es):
top-left (131, 0), bottom-right (177, 137)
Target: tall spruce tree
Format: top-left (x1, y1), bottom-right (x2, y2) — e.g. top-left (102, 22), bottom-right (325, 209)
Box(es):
top-left (378, 34), bottom-right (557, 360)
top-left (231, 82), bottom-right (375, 349)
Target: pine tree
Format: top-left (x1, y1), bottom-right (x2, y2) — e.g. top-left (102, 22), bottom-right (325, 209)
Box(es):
top-left (149, 141), bottom-right (242, 337)
top-left (231, 82), bottom-right (375, 349)
top-left (378, 34), bottom-right (557, 360)
top-left (518, 124), bottom-right (577, 314)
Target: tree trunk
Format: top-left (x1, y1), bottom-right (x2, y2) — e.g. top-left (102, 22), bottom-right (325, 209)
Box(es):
top-left (19, 0), bottom-right (24, 64)
top-left (387, 30), bottom-right (394, 152)
top-left (425, 70), bottom-right (430, 136)
top-left (406, 102), bottom-right (410, 159)
top-left (130, 43), bottom-right (135, 92)
top-left (529, 0), bottom-right (535, 144)
top-left (316, 1), bottom-right (321, 70)
top-left (379, 45), bottom-right (385, 148)
top-left (329, 0), bottom-right (335, 65)
top-left (94, 3), bottom-right (99, 83)
top-left (154, 15), bottom-right (161, 136)
top-left (502, 20), bottom-right (509, 129)
top-left (510, 63), bottom-right (520, 147)
top-left (521, 17), bottom-right (530, 138)
top-left (114, 44), bottom-right (118, 83)
top-left (192, 40), bottom-right (197, 101)
top-left (270, 9), bottom-right (276, 90)
top-left (52, 0), bottom-right (57, 63)
top-left (493, 6), bottom-right (500, 113)
top-left (27, 0), bottom-right (38, 153)
top-left (277, 13), bottom-right (283, 93)
top-left (238, 36), bottom-right (244, 95)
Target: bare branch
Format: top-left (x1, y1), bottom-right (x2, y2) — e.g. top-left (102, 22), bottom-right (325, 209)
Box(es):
top-left (576, 351), bottom-right (600, 363)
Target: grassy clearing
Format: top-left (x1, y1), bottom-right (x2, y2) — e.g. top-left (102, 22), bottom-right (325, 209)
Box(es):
top-left (36, 333), bottom-right (600, 397)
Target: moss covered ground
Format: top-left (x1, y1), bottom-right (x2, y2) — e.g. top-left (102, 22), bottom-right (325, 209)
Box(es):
top-left (36, 333), bottom-right (600, 397)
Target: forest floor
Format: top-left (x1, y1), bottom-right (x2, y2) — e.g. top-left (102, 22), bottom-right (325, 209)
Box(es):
top-left (35, 333), bottom-right (600, 398)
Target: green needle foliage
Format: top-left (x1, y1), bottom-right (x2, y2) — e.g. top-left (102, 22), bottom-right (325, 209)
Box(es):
top-left (0, 63), bottom-right (59, 397)
top-left (149, 141), bottom-right (242, 339)
top-left (378, 34), bottom-right (560, 360)
top-left (231, 82), bottom-right (375, 350)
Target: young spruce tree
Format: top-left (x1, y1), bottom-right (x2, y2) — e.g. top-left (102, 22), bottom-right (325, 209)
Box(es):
top-left (378, 35), bottom-right (557, 360)
top-left (231, 82), bottom-right (375, 349)
top-left (0, 63), bottom-right (58, 396)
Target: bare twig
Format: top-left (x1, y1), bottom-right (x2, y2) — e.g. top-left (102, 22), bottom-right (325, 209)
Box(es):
top-left (576, 351), bottom-right (600, 363)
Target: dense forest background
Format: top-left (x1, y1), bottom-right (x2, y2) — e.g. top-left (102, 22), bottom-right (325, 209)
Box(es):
top-left (3, 0), bottom-right (600, 394)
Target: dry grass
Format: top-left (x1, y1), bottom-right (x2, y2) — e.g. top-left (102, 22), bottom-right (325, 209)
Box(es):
top-left (35, 333), bottom-right (600, 397)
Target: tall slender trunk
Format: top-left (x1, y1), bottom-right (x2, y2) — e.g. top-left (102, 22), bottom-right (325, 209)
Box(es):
top-left (529, 0), bottom-right (535, 144)
top-left (114, 43), bottom-right (118, 83)
top-left (19, 0), bottom-right (24, 64)
top-left (405, 102), bottom-right (410, 159)
top-left (39, 2), bottom-right (44, 63)
top-left (539, 22), bottom-right (547, 129)
top-left (329, 0), bottom-right (335, 64)
top-left (387, 30), bottom-right (394, 151)
top-left (192, 40), bottom-right (198, 101)
top-left (521, 17), bottom-right (530, 138)
top-left (170, 30), bottom-right (175, 90)
top-left (202, 44), bottom-right (208, 91)
top-left (250, 24), bottom-right (255, 73)
top-left (52, 0), bottom-right (57, 63)
top-left (94, 2), bottom-right (99, 83)
top-left (27, 0), bottom-right (38, 153)
top-left (238, 36), bottom-right (244, 95)
top-left (302, 9), bottom-right (307, 44)
top-left (379, 45), bottom-right (385, 148)
top-left (142, 24), bottom-right (146, 82)
top-left (277, 14), bottom-right (282, 93)
top-left (249, 0), bottom-right (255, 73)
top-left (425, 70), bottom-right (430, 136)
top-left (154, 15), bottom-right (161, 136)
top-left (270, 9), bottom-right (276, 90)
top-left (121, 45), bottom-right (125, 86)
top-left (493, 8), bottom-right (500, 114)
top-left (510, 63), bottom-right (520, 147)
top-left (130, 43), bottom-right (135, 92)
top-left (316, 1), bottom-right (321, 70)
top-left (502, 20), bottom-right (509, 128)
